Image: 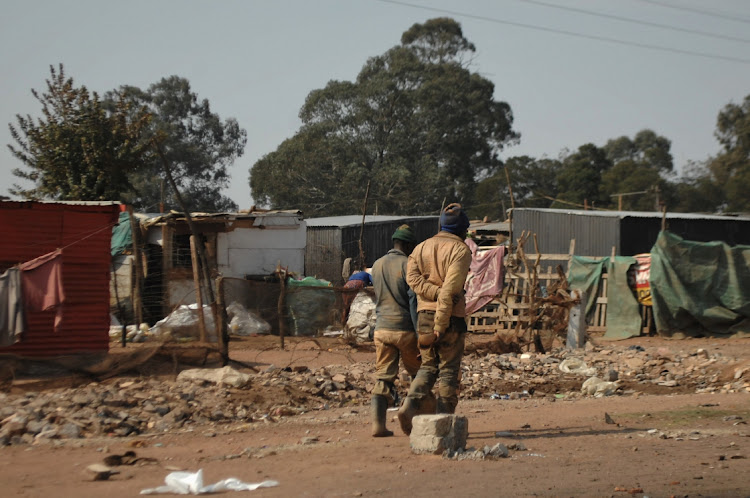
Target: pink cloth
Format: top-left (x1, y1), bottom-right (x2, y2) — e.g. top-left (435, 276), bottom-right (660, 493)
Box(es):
top-left (19, 249), bottom-right (65, 332)
top-left (464, 239), bottom-right (505, 315)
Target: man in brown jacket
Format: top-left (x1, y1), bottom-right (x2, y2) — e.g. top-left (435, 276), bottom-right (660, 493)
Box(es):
top-left (398, 203), bottom-right (472, 435)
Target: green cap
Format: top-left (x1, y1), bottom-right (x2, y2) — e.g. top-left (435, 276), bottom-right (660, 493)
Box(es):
top-left (392, 224), bottom-right (415, 243)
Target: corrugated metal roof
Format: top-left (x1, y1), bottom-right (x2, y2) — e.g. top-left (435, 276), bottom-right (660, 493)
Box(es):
top-left (470, 221), bottom-right (510, 232)
top-left (512, 207), bottom-right (750, 221)
top-left (140, 210), bottom-right (303, 226)
top-left (306, 215), bottom-right (437, 228)
top-left (1, 200), bottom-right (121, 207)
top-left (0, 201), bottom-right (119, 356)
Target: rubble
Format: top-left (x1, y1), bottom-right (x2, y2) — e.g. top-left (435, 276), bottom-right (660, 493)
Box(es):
top-left (0, 340), bottom-right (748, 446)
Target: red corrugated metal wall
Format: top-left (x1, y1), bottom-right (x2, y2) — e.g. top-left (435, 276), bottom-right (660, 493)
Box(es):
top-left (0, 201), bottom-right (119, 356)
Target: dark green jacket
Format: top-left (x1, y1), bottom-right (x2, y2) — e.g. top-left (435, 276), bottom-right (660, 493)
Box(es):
top-left (371, 249), bottom-right (414, 331)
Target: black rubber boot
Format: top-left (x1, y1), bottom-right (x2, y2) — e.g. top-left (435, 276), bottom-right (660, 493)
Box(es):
top-left (397, 396), bottom-right (420, 436)
top-left (371, 395), bottom-right (393, 437)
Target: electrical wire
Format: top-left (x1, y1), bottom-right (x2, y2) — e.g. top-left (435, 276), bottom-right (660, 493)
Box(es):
top-left (633, 0), bottom-right (750, 25)
top-left (521, 0), bottom-right (750, 44)
top-left (374, 0), bottom-right (750, 64)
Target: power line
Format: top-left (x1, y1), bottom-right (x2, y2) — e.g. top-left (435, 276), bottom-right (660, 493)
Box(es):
top-left (374, 0), bottom-right (750, 64)
top-left (521, 0), bottom-right (750, 45)
top-left (633, 0), bottom-right (750, 25)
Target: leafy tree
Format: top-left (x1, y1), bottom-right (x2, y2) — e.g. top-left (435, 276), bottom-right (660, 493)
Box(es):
top-left (8, 64), bottom-right (150, 201)
top-left (706, 94), bottom-right (750, 212)
top-left (109, 76), bottom-right (246, 212)
top-left (665, 160), bottom-right (724, 213)
top-left (553, 144), bottom-right (611, 208)
top-left (599, 129), bottom-right (673, 211)
top-left (250, 18), bottom-right (518, 216)
top-left (472, 155), bottom-right (561, 219)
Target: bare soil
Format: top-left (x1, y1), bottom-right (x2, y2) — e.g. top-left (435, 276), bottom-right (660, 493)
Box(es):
top-left (2, 335), bottom-right (750, 497)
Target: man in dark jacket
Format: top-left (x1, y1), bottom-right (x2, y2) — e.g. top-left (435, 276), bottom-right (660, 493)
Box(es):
top-left (369, 225), bottom-right (421, 437)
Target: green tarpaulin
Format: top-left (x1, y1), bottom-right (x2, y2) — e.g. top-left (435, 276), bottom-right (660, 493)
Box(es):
top-left (111, 211), bottom-right (132, 257)
top-left (568, 255), bottom-right (641, 340)
top-left (650, 231), bottom-right (750, 338)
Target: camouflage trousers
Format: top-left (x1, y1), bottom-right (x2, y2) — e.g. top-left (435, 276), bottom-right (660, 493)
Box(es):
top-left (404, 311), bottom-right (466, 414)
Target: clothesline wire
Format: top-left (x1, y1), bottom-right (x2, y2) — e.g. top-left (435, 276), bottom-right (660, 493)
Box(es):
top-left (13, 221), bottom-right (119, 253)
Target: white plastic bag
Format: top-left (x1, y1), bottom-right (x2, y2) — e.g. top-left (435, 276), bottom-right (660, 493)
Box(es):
top-left (226, 302), bottom-right (271, 336)
top-left (140, 469), bottom-right (279, 495)
top-left (559, 357), bottom-right (597, 377)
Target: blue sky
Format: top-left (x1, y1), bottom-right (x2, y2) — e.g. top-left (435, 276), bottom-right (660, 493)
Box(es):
top-left (2, 0), bottom-right (749, 211)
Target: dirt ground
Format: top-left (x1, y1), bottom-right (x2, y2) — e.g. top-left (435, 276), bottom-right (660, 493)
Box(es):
top-left (1, 335), bottom-right (750, 497)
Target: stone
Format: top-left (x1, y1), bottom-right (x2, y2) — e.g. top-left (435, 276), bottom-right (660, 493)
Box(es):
top-left (59, 423), bottom-right (81, 439)
top-left (177, 366), bottom-right (252, 388)
top-left (410, 414), bottom-right (468, 455)
top-left (3, 414), bottom-right (29, 436)
top-left (85, 464), bottom-right (119, 481)
top-left (331, 374), bottom-right (347, 383)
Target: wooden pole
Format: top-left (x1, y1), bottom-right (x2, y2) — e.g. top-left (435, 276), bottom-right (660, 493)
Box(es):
top-left (190, 235), bottom-right (207, 343)
top-left (215, 276), bottom-right (229, 365)
top-left (617, 194), bottom-right (623, 211)
top-left (154, 140), bottom-right (215, 304)
top-left (504, 166), bottom-right (516, 210)
top-left (661, 205), bottom-right (667, 232)
top-left (127, 206), bottom-right (143, 327)
top-left (276, 268), bottom-right (287, 349)
top-left (358, 180), bottom-right (371, 270)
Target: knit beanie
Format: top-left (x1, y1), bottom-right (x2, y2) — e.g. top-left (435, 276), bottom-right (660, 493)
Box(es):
top-left (392, 224), bottom-right (416, 243)
top-left (440, 203), bottom-right (470, 235)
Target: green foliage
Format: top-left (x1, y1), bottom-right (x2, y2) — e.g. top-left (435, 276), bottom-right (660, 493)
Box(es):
top-left (250, 18), bottom-right (518, 217)
top-left (8, 64), bottom-right (150, 201)
top-left (109, 76), bottom-right (246, 212)
top-left (707, 94), bottom-right (750, 212)
top-left (554, 144), bottom-right (612, 208)
top-left (471, 156), bottom-right (561, 219)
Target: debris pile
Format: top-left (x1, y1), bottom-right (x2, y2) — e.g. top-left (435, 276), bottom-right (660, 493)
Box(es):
top-left (0, 342), bottom-right (748, 446)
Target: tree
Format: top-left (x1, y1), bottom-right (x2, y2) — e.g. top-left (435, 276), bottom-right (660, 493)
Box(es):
top-left (109, 76), bottom-right (247, 212)
top-left (553, 144), bottom-right (611, 208)
top-left (472, 155), bottom-right (561, 219)
top-left (598, 129), bottom-right (673, 211)
top-left (250, 18), bottom-right (518, 216)
top-left (706, 94), bottom-right (750, 212)
top-left (8, 64), bottom-right (150, 201)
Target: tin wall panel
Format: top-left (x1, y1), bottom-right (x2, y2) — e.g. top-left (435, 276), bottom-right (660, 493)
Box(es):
top-left (512, 209), bottom-right (620, 257)
top-left (305, 217), bottom-right (439, 284)
top-left (0, 201), bottom-right (119, 356)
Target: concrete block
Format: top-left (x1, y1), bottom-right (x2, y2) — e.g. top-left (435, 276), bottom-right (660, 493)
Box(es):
top-left (409, 414), bottom-right (468, 455)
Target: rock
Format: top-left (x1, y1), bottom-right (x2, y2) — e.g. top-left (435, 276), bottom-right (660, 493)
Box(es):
top-left (300, 436), bottom-right (319, 445)
top-left (177, 366), bottom-right (252, 388)
top-left (3, 414), bottom-right (29, 436)
top-left (410, 414), bottom-right (468, 455)
top-left (483, 443), bottom-right (509, 458)
top-left (85, 464), bottom-right (119, 481)
top-left (25, 420), bottom-right (46, 435)
top-left (606, 369), bottom-right (619, 382)
top-left (59, 423), bottom-right (81, 439)
top-left (331, 374), bottom-right (347, 383)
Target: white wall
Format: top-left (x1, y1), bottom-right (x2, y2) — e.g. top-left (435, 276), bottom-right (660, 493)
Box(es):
top-left (216, 220), bottom-right (306, 277)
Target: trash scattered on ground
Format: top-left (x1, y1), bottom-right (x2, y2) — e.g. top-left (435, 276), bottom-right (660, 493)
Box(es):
top-left (140, 469), bottom-right (279, 494)
top-left (227, 302), bottom-right (271, 336)
top-left (150, 304), bottom-right (217, 342)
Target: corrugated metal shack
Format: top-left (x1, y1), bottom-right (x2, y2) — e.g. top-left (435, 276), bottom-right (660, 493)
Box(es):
top-left (511, 208), bottom-right (750, 257)
top-left (0, 200), bottom-right (120, 356)
top-left (305, 215), bottom-right (440, 284)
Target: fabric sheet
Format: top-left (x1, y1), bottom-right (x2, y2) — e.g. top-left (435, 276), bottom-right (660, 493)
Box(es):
top-left (0, 268), bottom-right (25, 346)
top-left (464, 239), bottom-right (506, 315)
top-left (19, 249), bottom-right (65, 332)
top-left (650, 231), bottom-right (750, 337)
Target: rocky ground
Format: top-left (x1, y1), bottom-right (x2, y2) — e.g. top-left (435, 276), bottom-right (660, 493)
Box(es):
top-left (1, 334), bottom-right (749, 448)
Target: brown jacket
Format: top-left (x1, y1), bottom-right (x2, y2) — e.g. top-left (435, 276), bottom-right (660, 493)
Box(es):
top-left (406, 231), bottom-right (472, 334)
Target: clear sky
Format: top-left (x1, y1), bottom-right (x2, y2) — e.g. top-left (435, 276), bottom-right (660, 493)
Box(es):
top-left (2, 0), bottom-right (749, 211)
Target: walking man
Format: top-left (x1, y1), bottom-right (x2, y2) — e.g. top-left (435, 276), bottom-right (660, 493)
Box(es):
top-left (398, 203), bottom-right (472, 435)
top-left (369, 225), bottom-right (421, 437)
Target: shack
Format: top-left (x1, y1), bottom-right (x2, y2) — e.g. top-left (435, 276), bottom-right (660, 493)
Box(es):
top-left (0, 200), bottom-right (120, 356)
top-left (510, 208), bottom-right (750, 257)
top-left (112, 209), bottom-right (306, 323)
top-left (305, 215), bottom-right (440, 284)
